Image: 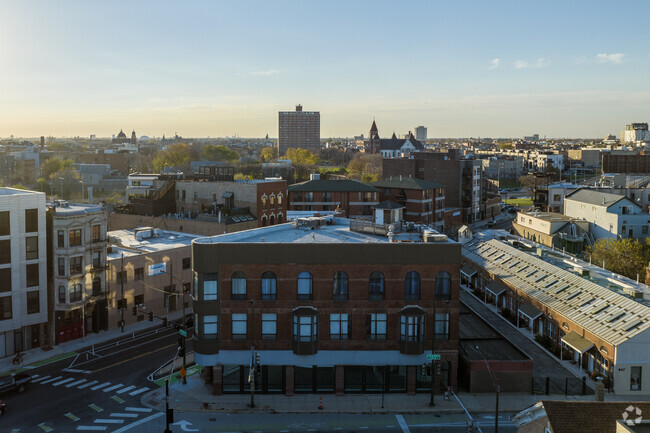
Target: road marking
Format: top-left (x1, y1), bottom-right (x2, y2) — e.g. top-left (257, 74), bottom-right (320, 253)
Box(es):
top-left (95, 419), bottom-right (124, 424)
top-left (89, 404), bottom-right (104, 412)
top-left (396, 415), bottom-right (411, 433)
top-left (78, 380), bottom-right (98, 389)
top-left (10, 429), bottom-right (20, 433)
top-left (111, 395), bottom-right (125, 404)
top-left (280, 430), bottom-right (289, 432)
top-left (31, 374), bottom-right (40, 379)
top-left (110, 413), bottom-right (139, 418)
top-left (76, 427), bottom-right (107, 431)
top-left (116, 385), bottom-right (136, 394)
top-left (52, 377), bottom-right (75, 386)
top-left (40, 376), bottom-right (62, 384)
top-left (125, 407), bottom-right (152, 412)
top-left (92, 343), bottom-right (176, 373)
top-left (103, 384), bottom-right (123, 392)
top-left (64, 368), bottom-right (92, 374)
top-left (65, 412), bottom-right (81, 421)
top-left (66, 379), bottom-right (87, 388)
top-left (37, 423), bottom-right (53, 432)
top-left (128, 387), bottom-right (149, 396)
top-left (31, 375), bottom-right (50, 383)
top-left (111, 412), bottom-right (164, 433)
top-left (91, 382), bottom-right (111, 391)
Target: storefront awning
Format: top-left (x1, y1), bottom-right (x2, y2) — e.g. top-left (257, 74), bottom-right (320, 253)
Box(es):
top-left (461, 265), bottom-right (477, 278)
top-left (519, 303), bottom-right (543, 321)
top-left (561, 331), bottom-right (594, 354)
top-left (485, 281), bottom-right (506, 296)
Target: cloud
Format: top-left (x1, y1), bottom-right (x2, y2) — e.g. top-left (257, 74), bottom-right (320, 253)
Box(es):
top-left (488, 58), bottom-right (500, 69)
top-left (596, 53), bottom-right (625, 64)
top-left (514, 58), bottom-right (545, 69)
top-left (248, 69), bottom-right (280, 76)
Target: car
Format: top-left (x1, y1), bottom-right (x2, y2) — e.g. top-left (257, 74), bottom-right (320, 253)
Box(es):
top-left (0, 400), bottom-right (6, 415)
top-left (0, 372), bottom-right (31, 394)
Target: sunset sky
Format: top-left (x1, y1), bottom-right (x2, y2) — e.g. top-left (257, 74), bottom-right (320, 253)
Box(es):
top-left (1, 0), bottom-right (649, 139)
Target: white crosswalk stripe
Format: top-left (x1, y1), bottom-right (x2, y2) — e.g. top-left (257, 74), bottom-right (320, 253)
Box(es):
top-left (52, 377), bottom-right (75, 386)
top-left (77, 426), bottom-right (107, 431)
top-left (40, 376), bottom-right (63, 384)
top-left (116, 385), bottom-right (136, 394)
top-left (90, 382), bottom-right (111, 391)
top-left (125, 407), bottom-right (152, 412)
top-left (31, 375), bottom-right (50, 383)
top-left (128, 387), bottom-right (149, 396)
top-left (95, 419), bottom-right (124, 424)
top-left (103, 384), bottom-right (123, 392)
top-left (78, 380), bottom-right (98, 389)
top-left (110, 412), bottom-right (139, 418)
top-left (66, 379), bottom-right (87, 388)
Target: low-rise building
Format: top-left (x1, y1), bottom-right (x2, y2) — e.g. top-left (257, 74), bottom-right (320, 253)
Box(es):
top-left (192, 216), bottom-right (461, 395)
top-left (512, 211), bottom-right (590, 254)
top-left (371, 176), bottom-right (445, 227)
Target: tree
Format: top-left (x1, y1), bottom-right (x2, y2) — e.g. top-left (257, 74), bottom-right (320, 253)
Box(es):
top-left (152, 143), bottom-right (191, 172)
top-left (260, 147), bottom-right (277, 162)
top-left (201, 144), bottom-right (239, 162)
top-left (498, 142), bottom-right (513, 150)
top-left (588, 238), bottom-right (647, 280)
top-left (40, 157), bottom-right (73, 180)
top-left (347, 153), bottom-right (382, 182)
top-left (285, 148), bottom-right (320, 165)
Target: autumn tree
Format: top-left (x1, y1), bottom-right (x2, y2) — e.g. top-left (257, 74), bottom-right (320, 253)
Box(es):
top-left (152, 143), bottom-right (191, 172)
top-left (260, 147), bottom-right (277, 162)
top-left (285, 148), bottom-right (320, 165)
top-left (588, 238), bottom-right (647, 280)
top-left (201, 144), bottom-right (239, 162)
top-left (347, 153), bottom-right (382, 183)
top-left (40, 157), bottom-right (73, 180)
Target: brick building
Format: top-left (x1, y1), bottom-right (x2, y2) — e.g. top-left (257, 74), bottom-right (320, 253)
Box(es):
top-left (278, 105), bottom-right (320, 156)
top-left (371, 176), bottom-right (445, 228)
top-left (192, 217), bottom-right (461, 396)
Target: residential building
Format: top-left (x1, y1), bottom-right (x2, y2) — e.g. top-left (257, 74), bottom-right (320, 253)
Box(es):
top-left (480, 156), bottom-right (524, 180)
top-left (370, 176), bottom-right (445, 228)
top-left (512, 211), bottom-right (590, 254)
top-left (564, 189), bottom-right (649, 239)
top-left (533, 182), bottom-right (581, 213)
top-left (106, 228), bottom-right (200, 331)
top-left (463, 237), bottom-right (650, 395)
top-left (383, 152), bottom-right (483, 224)
top-left (622, 122), bottom-right (650, 145)
top-left (49, 201), bottom-right (108, 344)
top-left (602, 153), bottom-right (650, 174)
top-left (0, 188), bottom-right (48, 357)
top-left (414, 126), bottom-right (427, 141)
top-left (278, 105), bottom-right (320, 156)
top-left (288, 174), bottom-right (380, 219)
top-left (567, 148), bottom-right (606, 167)
top-left (192, 215), bottom-right (461, 395)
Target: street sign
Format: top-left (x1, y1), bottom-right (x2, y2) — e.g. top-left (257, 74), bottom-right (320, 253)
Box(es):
top-left (427, 354), bottom-right (441, 361)
top-left (179, 329), bottom-right (187, 337)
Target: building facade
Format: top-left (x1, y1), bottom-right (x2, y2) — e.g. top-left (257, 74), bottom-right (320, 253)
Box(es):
top-left (278, 105), bottom-right (320, 156)
top-left (371, 177), bottom-right (445, 227)
top-left (49, 202), bottom-right (108, 344)
top-left (192, 218), bottom-right (461, 395)
top-left (0, 188), bottom-right (48, 357)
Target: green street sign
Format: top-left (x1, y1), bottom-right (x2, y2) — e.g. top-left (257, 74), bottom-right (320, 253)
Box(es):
top-left (179, 329), bottom-right (187, 337)
top-left (427, 354), bottom-right (441, 361)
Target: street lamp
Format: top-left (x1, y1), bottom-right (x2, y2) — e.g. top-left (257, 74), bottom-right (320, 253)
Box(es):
top-left (78, 179), bottom-right (84, 202)
top-left (58, 177), bottom-right (64, 198)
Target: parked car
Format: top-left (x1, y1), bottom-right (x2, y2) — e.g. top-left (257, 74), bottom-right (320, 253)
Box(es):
top-left (0, 372), bottom-right (31, 394)
top-left (0, 400), bottom-right (6, 415)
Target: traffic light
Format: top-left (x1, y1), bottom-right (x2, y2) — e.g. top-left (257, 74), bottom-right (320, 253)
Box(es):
top-left (162, 317), bottom-right (168, 328)
top-left (435, 363), bottom-right (441, 375)
top-left (426, 364), bottom-right (432, 376)
top-left (132, 306), bottom-right (137, 316)
top-left (254, 352), bottom-right (260, 365)
top-left (148, 311), bottom-right (153, 322)
top-left (177, 337), bottom-right (185, 357)
top-left (421, 364), bottom-right (427, 376)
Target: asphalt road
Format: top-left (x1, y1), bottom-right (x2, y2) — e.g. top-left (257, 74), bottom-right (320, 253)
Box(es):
top-left (2, 325), bottom-right (183, 433)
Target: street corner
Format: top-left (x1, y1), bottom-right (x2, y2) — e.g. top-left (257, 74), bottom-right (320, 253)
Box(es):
top-left (140, 386), bottom-right (166, 411)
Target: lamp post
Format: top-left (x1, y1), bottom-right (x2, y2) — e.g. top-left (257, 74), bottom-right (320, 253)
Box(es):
top-left (58, 177), bottom-right (64, 198)
top-left (120, 253), bottom-right (125, 333)
top-left (430, 297), bottom-right (436, 407)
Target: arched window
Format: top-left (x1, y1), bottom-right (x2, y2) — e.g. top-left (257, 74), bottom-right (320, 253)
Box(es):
top-left (278, 194), bottom-right (283, 205)
top-left (404, 271), bottom-right (420, 300)
top-left (277, 213), bottom-right (283, 224)
top-left (333, 271), bottom-right (349, 301)
top-left (369, 271), bottom-right (384, 300)
top-left (231, 271), bottom-right (246, 300)
top-left (261, 271), bottom-right (277, 301)
top-left (297, 271), bottom-right (312, 300)
top-left (435, 271), bottom-right (451, 301)
top-left (261, 215), bottom-right (267, 226)
top-left (270, 195), bottom-right (275, 205)
top-left (270, 214), bottom-right (275, 225)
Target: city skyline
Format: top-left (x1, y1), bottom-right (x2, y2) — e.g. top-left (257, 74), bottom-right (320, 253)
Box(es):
top-left (1, 0), bottom-right (649, 138)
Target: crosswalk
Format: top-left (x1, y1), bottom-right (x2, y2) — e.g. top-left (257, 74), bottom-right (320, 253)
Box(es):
top-left (30, 374), bottom-right (149, 397)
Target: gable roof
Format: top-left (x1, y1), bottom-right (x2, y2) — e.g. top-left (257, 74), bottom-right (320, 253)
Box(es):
top-left (539, 401), bottom-right (650, 433)
top-left (288, 179), bottom-right (380, 193)
top-left (379, 135), bottom-right (425, 151)
top-left (371, 177), bottom-right (445, 190)
top-left (565, 188), bottom-right (640, 208)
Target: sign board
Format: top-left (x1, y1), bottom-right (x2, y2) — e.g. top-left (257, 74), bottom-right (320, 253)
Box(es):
top-left (427, 354), bottom-right (441, 361)
top-left (179, 329), bottom-right (187, 337)
top-left (148, 262), bottom-right (167, 276)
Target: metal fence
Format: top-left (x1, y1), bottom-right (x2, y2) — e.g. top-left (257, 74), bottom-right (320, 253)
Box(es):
top-left (533, 376), bottom-right (594, 396)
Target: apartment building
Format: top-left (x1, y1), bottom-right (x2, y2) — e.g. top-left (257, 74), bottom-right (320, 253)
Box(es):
top-left (0, 188), bottom-right (48, 357)
top-left (49, 201), bottom-right (108, 344)
top-left (371, 176), bottom-right (445, 227)
top-left (278, 105), bottom-right (320, 156)
top-left (192, 216), bottom-right (461, 395)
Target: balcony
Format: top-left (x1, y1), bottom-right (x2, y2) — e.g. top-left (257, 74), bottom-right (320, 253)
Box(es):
top-left (399, 339), bottom-right (424, 355)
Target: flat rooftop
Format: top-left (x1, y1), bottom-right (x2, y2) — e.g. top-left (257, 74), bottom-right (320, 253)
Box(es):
top-left (0, 187), bottom-right (43, 196)
top-left (517, 211), bottom-right (573, 222)
top-left (194, 218), bottom-right (452, 245)
top-left (108, 228), bottom-right (201, 259)
top-left (49, 201), bottom-right (104, 216)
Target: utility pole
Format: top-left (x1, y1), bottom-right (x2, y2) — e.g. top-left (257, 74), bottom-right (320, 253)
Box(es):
top-left (430, 295), bottom-right (436, 406)
top-left (495, 384), bottom-right (501, 433)
top-left (120, 253), bottom-right (124, 333)
top-left (164, 379), bottom-right (172, 433)
top-left (181, 277), bottom-right (187, 385)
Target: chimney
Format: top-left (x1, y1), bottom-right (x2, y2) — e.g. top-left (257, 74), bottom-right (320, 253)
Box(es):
top-left (40, 136), bottom-right (45, 150)
top-left (602, 197), bottom-right (605, 205)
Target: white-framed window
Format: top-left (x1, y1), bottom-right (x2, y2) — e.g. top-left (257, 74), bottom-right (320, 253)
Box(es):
top-left (262, 313), bottom-right (277, 339)
top-left (330, 313), bottom-right (349, 340)
top-left (232, 313), bottom-right (247, 340)
top-left (400, 314), bottom-right (424, 342)
top-left (203, 315), bottom-right (218, 340)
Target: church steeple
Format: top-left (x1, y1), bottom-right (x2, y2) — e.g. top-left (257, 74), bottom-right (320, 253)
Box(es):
top-left (369, 119), bottom-right (380, 154)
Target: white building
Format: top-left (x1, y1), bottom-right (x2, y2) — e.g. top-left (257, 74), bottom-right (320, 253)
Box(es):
top-left (622, 123), bottom-right (650, 145)
top-left (414, 125), bottom-right (427, 141)
top-left (564, 189), bottom-right (649, 239)
top-left (0, 188), bottom-right (48, 357)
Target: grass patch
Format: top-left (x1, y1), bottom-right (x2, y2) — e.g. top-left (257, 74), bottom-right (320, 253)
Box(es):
top-left (154, 364), bottom-right (203, 387)
top-left (28, 351), bottom-right (78, 367)
top-left (504, 198), bottom-right (533, 207)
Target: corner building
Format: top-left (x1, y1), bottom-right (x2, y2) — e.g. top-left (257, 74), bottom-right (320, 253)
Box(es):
top-left (192, 218), bottom-right (460, 395)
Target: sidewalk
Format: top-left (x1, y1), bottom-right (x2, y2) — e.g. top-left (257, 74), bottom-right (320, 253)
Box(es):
top-left (0, 310), bottom-right (184, 375)
top-left (142, 374), bottom-right (649, 416)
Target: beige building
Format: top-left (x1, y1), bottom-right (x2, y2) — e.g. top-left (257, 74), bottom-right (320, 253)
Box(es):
top-left (106, 228), bottom-right (200, 331)
top-left (512, 211), bottom-right (590, 254)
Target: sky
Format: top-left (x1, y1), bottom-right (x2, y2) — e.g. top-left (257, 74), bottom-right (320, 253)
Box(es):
top-left (1, 0), bottom-right (649, 139)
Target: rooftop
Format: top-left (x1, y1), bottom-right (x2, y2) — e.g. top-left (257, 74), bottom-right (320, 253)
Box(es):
top-left (49, 201), bottom-right (104, 216)
top-left (107, 227), bottom-right (201, 259)
top-left (288, 179), bottom-right (380, 193)
top-left (371, 176), bottom-right (445, 190)
top-left (517, 211), bottom-right (574, 222)
top-left (565, 188), bottom-right (633, 207)
top-left (462, 237), bottom-right (650, 347)
top-left (0, 187), bottom-right (43, 196)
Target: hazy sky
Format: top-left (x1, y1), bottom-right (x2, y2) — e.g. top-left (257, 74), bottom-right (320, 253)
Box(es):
top-left (1, 0), bottom-right (649, 139)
